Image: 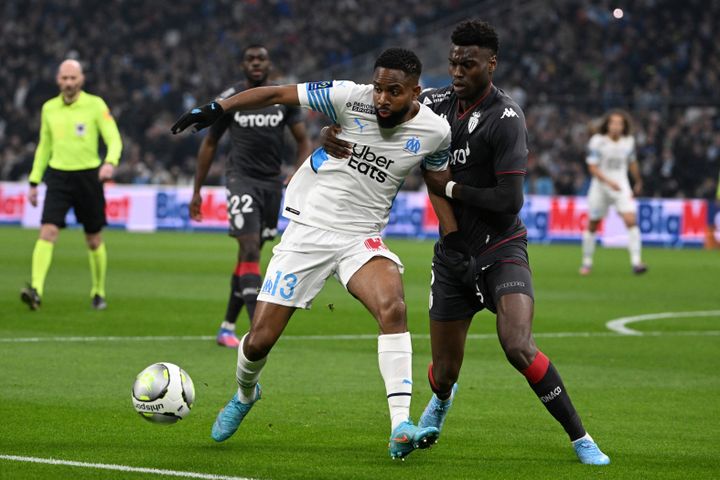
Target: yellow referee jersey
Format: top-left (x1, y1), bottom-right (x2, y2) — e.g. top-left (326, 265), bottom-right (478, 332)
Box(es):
top-left (29, 91), bottom-right (122, 184)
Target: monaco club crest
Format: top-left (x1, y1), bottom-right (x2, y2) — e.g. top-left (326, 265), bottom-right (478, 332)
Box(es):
top-left (468, 111), bottom-right (481, 133)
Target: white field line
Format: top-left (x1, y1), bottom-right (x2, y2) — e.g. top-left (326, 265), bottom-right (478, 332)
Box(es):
top-left (605, 310), bottom-right (720, 335)
top-left (1, 329), bottom-right (720, 344)
top-left (0, 454), bottom-right (257, 480)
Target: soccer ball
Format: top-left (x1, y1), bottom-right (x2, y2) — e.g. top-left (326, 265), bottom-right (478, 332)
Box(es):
top-left (131, 362), bottom-right (195, 424)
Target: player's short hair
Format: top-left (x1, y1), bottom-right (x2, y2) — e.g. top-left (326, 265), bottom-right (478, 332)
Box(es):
top-left (599, 109), bottom-right (633, 136)
top-left (374, 48), bottom-right (422, 80)
top-left (451, 20), bottom-right (499, 55)
top-left (242, 43), bottom-right (268, 58)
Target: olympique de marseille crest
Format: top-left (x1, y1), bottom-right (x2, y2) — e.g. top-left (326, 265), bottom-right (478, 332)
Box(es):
top-left (468, 111), bottom-right (481, 133)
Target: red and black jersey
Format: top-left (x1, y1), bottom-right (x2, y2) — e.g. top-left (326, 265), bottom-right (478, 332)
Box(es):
top-left (420, 84), bottom-right (528, 255)
top-left (208, 82), bottom-right (304, 187)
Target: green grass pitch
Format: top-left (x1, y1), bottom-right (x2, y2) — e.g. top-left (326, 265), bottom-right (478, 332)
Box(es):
top-left (1, 226), bottom-right (718, 479)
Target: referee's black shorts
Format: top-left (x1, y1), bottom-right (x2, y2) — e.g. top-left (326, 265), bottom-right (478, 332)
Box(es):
top-left (429, 237), bottom-right (534, 320)
top-left (41, 166), bottom-right (107, 234)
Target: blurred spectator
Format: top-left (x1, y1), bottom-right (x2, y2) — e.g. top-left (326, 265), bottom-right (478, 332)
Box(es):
top-left (1, 0), bottom-right (718, 197)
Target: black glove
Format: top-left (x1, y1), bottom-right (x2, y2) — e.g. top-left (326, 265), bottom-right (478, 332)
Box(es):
top-left (437, 231), bottom-right (477, 288)
top-left (171, 101), bottom-right (224, 134)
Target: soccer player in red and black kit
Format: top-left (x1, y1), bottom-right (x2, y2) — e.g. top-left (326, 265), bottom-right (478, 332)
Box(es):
top-left (321, 21), bottom-right (610, 465)
top-left (191, 45), bottom-right (312, 348)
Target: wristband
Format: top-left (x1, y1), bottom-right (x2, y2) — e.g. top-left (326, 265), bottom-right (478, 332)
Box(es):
top-left (445, 181), bottom-right (457, 198)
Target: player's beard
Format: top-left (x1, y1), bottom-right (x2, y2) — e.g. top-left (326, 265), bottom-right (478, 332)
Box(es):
top-left (376, 104), bottom-right (410, 129)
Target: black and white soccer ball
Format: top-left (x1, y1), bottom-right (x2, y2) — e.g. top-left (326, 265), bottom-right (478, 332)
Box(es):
top-left (131, 362), bottom-right (195, 424)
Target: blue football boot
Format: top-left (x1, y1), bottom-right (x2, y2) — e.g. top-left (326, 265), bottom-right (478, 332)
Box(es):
top-left (418, 383), bottom-right (458, 439)
top-left (211, 384), bottom-right (261, 442)
top-left (388, 420), bottom-right (439, 460)
top-left (573, 436), bottom-right (610, 465)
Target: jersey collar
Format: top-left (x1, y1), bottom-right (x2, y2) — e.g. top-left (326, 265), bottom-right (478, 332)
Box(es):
top-left (456, 84), bottom-right (496, 120)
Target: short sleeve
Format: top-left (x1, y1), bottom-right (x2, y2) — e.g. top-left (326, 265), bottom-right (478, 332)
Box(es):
top-left (296, 80), bottom-right (354, 124)
top-left (586, 134), bottom-right (601, 165)
top-left (422, 125), bottom-right (451, 172)
top-left (627, 137), bottom-right (637, 163)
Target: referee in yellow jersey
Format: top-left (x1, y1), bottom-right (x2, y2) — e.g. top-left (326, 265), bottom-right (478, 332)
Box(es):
top-left (21, 59), bottom-right (122, 311)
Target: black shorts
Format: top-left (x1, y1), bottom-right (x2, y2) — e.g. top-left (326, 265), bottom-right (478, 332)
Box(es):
top-left (226, 176), bottom-right (282, 241)
top-left (429, 238), bottom-right (534, 321)
top-left (41, 167), bottom-right (106, 234)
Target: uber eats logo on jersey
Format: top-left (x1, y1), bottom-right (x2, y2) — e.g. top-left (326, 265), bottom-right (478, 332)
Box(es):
top-left (234, 111), bottom-right (284, 127)
top-left (348, 144), bottom-right (395, 183)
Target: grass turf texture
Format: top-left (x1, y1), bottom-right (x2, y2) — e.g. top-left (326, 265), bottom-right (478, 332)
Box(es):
top-left (1, 226), bottom-right (718, 480)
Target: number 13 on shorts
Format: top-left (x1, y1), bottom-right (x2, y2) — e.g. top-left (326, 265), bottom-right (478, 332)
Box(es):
top-left (260, 270), bottom-right (298, 300)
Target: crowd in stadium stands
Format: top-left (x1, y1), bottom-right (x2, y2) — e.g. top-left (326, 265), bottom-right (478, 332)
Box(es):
top-left (1, 0), bottom-right (718, 199)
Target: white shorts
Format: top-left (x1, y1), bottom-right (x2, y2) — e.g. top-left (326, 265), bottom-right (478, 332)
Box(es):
top-left (257, 221), bottom-right (404, 309)
top-left (587, 180), bottom-right (636, 221)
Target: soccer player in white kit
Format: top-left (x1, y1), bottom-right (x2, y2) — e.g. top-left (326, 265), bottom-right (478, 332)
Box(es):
top-left (172, 48), bottom-right (457, 459)
top-left (581, 110), bottom-right (647, 275)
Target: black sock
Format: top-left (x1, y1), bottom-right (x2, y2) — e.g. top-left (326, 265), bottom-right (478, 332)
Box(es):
top-left (523, 351), bottom-right (586, 441)
top-left (223, 274), bottom-right (244, 324)
top-left (237, 273), bottom-right (261, 323)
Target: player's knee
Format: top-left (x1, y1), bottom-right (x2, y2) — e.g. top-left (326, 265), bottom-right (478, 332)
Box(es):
top-left (243, 333), bottom-right (272, 361)
top-left (237, 237), bottom-right (261, 262)
top-left (86, 234), bottom-right (102, 250)
top-left (502, 340), bottom-right (536, 371)
top-left (239, 244), bottom-right (260, 262)
top-left (377, 297), bottom-right (407, 333)
top-left (39, 225), bottom-right (59, 243)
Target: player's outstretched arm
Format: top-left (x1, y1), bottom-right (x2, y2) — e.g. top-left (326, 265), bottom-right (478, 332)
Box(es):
top-left (171, 85), bottom-right (300, 134)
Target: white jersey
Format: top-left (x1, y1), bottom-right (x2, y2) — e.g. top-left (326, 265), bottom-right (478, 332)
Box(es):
top-left (283, 80), bottom-right (451, 235)
top-left (586, 133), bottom-right (636, 185)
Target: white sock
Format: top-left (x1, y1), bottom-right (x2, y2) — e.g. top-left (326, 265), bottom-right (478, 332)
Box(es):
top-left (581, 230), bottom-right (596, 267)
top-left (236, 333), bottom-right (266, 403)
top-left (378, 332), bottom-right (413, 431)
top-left (572, 432), bottom-right (594, 444)
top-left (628, 225), bottom-right (642, 266)
top-left (221, 321), bottom-right (236, 331)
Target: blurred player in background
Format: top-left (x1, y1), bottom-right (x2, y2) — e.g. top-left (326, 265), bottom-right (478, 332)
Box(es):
top-left (581, 110), bottom-right (646, 275)
top-left (322, 20), bottom-right (610, 465)
top-left (173, 48), bottom-right (457, 460)
top-left (190, 44), bottom-right (311, 348)
top-left (21, 59), bottom-right (122, 311)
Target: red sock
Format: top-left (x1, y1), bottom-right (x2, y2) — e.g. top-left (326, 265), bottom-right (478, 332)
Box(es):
top-left (521, 350), bottom-right (549, 384)
top-left (234, 262), bottom-right (260, 276)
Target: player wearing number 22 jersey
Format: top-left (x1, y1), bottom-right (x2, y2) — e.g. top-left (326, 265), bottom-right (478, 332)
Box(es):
top-left (171, 48), bottom-right (457, 459)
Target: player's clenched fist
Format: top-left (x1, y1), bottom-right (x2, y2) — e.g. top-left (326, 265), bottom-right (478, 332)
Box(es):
top-left (171, 101), bottom-right (224, 134)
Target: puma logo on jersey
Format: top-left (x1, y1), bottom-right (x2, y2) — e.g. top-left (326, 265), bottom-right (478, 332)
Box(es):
top-left (500, 108), bottom-right (518, 119)
top-left (354, 118), bottom-right (368, 132)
